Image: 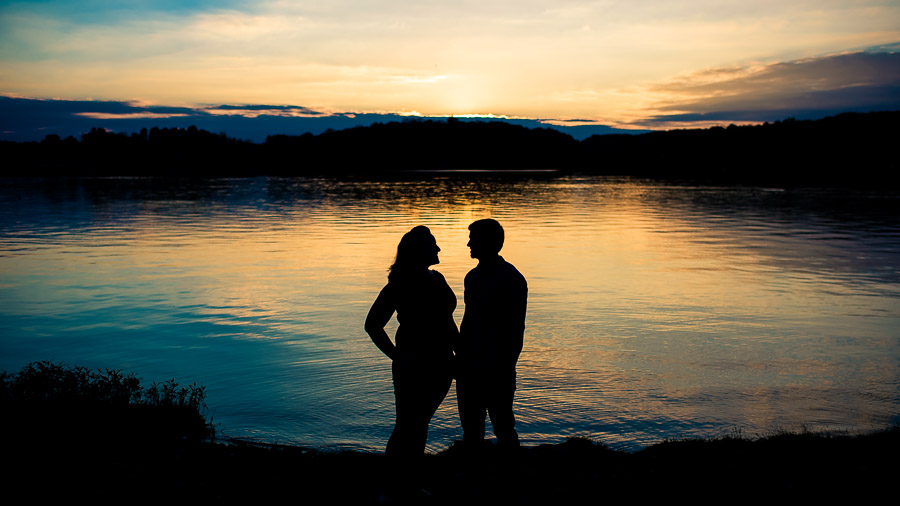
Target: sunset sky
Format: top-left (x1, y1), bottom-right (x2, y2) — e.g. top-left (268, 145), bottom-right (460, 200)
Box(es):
top-left (1, 1), bottom-right (899, 140)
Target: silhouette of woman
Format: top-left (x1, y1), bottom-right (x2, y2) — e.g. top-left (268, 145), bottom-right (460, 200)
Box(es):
top-left (365, 226), bottom-right (457, 461)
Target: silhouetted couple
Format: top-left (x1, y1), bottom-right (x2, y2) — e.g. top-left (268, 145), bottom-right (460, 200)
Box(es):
top-left (365, 219), bottom-right (528, 466)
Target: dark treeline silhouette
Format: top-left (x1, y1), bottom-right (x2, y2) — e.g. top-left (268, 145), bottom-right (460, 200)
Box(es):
top-left (1, 125), bottom-right (261, 176)
top-left (2, 111), bottom-right (897, 184)
top-left (582, 111), bottom-right (899, 184)
top-left (265, 118), bottom-right (578, 174)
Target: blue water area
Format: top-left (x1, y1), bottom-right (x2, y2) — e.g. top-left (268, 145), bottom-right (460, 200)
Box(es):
top-left (1, 176), bottom-right (898, 452)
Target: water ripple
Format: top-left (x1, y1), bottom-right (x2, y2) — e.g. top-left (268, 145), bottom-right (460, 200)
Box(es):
top-left (1, 176), bottom-right (898, 451)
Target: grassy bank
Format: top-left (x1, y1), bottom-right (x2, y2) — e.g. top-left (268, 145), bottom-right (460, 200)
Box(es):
top-left (3, 362), bottom-right (896, 503)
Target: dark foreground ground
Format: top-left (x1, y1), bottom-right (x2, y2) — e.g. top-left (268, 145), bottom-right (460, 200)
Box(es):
top-left (3, 364), bottom-right (896, 503)
top-left (6, 427), bottom-right (898, 504)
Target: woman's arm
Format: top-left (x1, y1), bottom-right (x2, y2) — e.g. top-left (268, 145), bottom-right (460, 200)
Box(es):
top-left (364, 285), bottom-right (398, 360)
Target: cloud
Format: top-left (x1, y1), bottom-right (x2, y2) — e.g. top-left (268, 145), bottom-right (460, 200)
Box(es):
top-left (75, 112), bottom-right (191, 120)
top-left (0, 95), bottom-right (642, 142)
top-left (203, 104), bottom-right (325, 117)
top-left (642, 49), bottom-right (900, 125)
top-left (4, 1), bottom-right (899, 120)
top-left (209, 104), bottom-right (318, 112)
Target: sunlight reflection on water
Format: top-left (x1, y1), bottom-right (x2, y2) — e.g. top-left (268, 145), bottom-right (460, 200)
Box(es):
top-left (1, 176), bottom-right (898, 451)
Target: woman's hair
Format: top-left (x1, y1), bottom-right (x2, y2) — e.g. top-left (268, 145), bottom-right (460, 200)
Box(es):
top-left (389, 225), bottom-right (433, 279)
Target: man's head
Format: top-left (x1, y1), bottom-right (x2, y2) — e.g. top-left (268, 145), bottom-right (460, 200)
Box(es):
top-left (468, 219), bottom-right (504, 260)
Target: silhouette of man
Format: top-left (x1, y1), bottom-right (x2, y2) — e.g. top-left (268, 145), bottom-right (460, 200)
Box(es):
top-left (456, 219), bottom-right (527, 450)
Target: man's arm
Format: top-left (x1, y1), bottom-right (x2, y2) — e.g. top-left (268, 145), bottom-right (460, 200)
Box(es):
top-left (505, 272), bottom-right (528, 365)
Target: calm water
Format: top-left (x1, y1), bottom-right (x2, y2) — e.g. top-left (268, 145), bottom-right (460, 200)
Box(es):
top-left (1, 176), bottom-right (898, 452)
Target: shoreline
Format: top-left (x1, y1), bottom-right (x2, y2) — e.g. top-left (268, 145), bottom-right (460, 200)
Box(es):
top-left (3, 363), bottom-right (897, 502)
top-left (6, 427), bottom-right (897, 502)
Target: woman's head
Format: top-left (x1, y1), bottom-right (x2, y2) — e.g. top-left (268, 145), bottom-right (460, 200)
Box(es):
top-left (389, 226), bottom-right (440, 277)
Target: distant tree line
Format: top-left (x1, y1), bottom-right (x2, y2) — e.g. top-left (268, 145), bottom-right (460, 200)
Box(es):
top-left (580, 112), bottom-right (899, 184)
top-left (2, 125), bottom-right (260, 177)
top-left (2, 112), bottom-right (897, 185)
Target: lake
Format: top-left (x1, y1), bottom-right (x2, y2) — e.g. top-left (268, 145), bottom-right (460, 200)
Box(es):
top-left (1, 176), bottom-right (898, 452)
